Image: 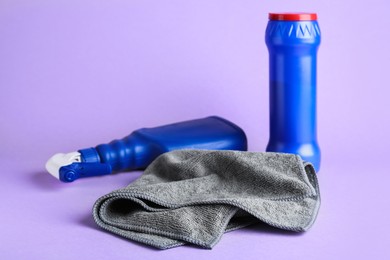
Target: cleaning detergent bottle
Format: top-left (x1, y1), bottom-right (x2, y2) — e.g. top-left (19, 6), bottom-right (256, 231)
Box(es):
top-left (46, 116), bottom-right (247, 182)
top-left (265, 13), bottom-right (321, 171)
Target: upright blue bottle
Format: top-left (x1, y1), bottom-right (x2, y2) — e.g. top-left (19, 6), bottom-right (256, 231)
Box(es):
top-left (265, 13), bottom-right (321, 171)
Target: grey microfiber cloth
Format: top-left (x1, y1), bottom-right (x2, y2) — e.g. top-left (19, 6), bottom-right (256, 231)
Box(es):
top-left (93, 150), bottom-right (320, 249)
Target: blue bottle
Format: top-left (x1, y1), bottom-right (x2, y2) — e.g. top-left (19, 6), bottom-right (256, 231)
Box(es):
top-left (46, 116), bottom-right (247, 182)
top-left (265, 13), bottom-right (321, 171)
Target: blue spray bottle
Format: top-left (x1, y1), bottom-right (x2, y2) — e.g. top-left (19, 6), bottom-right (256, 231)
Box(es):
top-left (265, 13), bottom-right (321, 171)
top-left (46, 116), bottom-right (247, 182)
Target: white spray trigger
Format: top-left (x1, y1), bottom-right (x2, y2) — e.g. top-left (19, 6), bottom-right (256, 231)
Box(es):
top-left (45, 152), bottom-right (81, 180)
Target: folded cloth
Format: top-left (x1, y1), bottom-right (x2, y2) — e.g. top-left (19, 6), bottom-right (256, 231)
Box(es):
top-left (93, 150), bottom-right (320, 249)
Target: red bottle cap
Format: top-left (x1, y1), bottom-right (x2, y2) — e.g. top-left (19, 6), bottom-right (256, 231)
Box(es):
top-left (269, 13), bottom-right (317, 21)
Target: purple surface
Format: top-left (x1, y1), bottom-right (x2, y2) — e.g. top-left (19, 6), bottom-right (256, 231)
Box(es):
top-left (1, 0), bottom-right (389, 259)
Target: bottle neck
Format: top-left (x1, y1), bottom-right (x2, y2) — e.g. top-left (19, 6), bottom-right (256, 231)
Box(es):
top-left (90, 132), bottom-right (160, 172)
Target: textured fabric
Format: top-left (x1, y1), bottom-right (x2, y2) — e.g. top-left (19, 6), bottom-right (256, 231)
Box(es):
top-left (93, 150), bottom-right (320, 249)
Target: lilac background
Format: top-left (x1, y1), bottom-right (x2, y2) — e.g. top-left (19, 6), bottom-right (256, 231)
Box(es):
top-left (1, 0), bottom-right (389, 259)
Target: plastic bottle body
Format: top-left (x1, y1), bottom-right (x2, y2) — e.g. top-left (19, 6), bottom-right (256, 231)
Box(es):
top-left (265, 17), bottom-right (321, 171)
top-left (79, 116), bottom-right (247, 173)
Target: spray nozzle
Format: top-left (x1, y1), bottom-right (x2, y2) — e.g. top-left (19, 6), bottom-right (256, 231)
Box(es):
top-left (46, 152), bottom-right (82, 179)
top-left (45, 151), bottom-right (112, 182)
